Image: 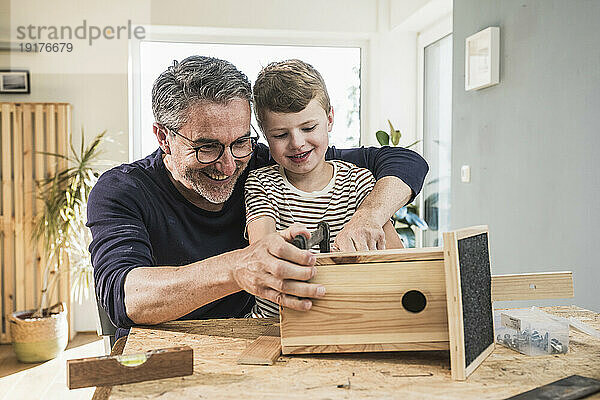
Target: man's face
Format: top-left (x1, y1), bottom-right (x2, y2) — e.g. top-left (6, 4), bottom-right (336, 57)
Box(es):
top-left (166, 99), bottom-right (252, 206)
top-left (261, 98), bottom-right (333, 176)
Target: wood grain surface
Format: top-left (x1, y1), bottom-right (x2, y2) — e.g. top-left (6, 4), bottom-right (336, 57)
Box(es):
top-left (237, 336), bottom-right (282, 365)
top-left (491, 272), bottom-right (573, 301)
top-left (107, 307), bottom-right (600, 400)
top-left (280, 260), bottom-right (449, 353)
top-left (315, 247), bottom-right (444, 265)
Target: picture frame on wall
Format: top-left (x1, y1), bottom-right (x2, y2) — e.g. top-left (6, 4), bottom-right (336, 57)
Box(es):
top-left (0, 70), bottom-right (30, 94)
top-left (465, 27), bottom-right (499, 91)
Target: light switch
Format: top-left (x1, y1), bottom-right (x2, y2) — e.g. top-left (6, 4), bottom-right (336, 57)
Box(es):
top-left (461, 165), bottom-right (471, 183)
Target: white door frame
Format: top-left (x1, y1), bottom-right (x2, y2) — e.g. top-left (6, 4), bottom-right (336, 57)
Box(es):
top-left (416, 15), bottom-right (452, 247)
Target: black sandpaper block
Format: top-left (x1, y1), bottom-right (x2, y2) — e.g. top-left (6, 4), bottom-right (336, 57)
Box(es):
top-left (505, 375), bottom-right (600, 400)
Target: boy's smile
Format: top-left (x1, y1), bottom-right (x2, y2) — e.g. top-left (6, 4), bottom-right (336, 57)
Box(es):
top-left (288, 149), bottom-right (313, 163)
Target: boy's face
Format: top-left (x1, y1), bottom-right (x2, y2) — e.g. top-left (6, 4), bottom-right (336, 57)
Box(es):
top-left (262, 98), bottom-right (333, 175)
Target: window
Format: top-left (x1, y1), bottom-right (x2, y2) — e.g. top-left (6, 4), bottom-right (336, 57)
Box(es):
top-left (134, 41), bottom-right (361, 159)
top-left (422, 34), bottom-right (452, 247)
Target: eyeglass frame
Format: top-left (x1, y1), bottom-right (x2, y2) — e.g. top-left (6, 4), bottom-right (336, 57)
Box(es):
top-left (163, 124), bottom-right (259, 164)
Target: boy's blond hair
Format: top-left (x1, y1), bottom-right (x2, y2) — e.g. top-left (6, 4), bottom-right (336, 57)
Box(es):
top-left (253, 59), bottom-right (331, 130)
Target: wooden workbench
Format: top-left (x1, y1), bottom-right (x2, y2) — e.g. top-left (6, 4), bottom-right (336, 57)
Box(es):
top-left (107, 306), bottom-right (600, 399)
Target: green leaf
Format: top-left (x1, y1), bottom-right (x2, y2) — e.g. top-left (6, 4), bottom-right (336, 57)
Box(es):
top-left (375, 130), bottom-right (389, 146)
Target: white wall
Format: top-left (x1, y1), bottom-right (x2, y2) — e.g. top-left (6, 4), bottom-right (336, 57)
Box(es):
top-left (452, 0), bottom-right (600, 312)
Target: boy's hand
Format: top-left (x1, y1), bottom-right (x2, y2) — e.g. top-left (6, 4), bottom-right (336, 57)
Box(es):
top-left (232, 224), bottom-right (326, 311)
top-left (334, 215), bottom-right (386, 252)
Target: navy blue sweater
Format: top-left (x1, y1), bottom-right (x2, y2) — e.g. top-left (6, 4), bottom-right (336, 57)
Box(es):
top-left (87, 144), bottom-right (428, 338)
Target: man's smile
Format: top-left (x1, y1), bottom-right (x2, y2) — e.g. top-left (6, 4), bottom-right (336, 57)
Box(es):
top-left (203, 170), bottom-right (233, 182)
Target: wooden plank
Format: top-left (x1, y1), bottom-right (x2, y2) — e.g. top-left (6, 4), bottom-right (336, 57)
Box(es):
top-left (282, 341), bottom-right (450, 354)
top-left (443, 230), bottom-right (466, 380)
top-left (45, 104), bottom-right (57, 308)
top-left (56, 104), bottom-right (72, 339)
top-left (315, 247), bottom-right (443, 265)
top-left (63, 105), bottom-right (75, 341)
top-left (22, 104), bottom-right (35, 310)
top-left (237, 335), bottom-right (282, 365)
top-left (0, 106), bottom-right (6, 343)
top-left (1, 104), bottom-right (15, 343)
top-left (464, 343), bottom-right (495, 377)
top-left (455, 225), bottom-right (489, 241)
top-left (33, 104), bottom-right (45, 311)
top-left (280, 260), bottom-right (448, 353)
top-left (491, 272), bottom-right (574, 301)
top-left (67, 346), bottom-right (194, 389)
top-left (13, 106), bottom-right (25, 312)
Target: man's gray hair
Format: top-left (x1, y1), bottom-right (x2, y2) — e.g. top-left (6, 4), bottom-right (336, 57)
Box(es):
top-left (152, 56), bottom-right (252, 130)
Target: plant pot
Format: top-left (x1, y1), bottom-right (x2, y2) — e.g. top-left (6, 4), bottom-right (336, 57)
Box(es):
top-left (8, 302), bottom-right (68, 363)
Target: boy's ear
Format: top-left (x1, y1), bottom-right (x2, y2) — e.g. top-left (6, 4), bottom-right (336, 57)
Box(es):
top-left (153, 123), bottom-right (171, 154)
top-left (327, 107), bottom-right (334, 132)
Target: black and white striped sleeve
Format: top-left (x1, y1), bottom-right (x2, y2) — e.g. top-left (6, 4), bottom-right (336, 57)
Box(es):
top-left (244, 169), bottom-right (277, 226)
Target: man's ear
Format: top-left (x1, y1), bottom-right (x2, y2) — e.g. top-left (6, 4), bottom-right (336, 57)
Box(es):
top-left (153, 123), bottom-right (171, 154)
top-left (327, 107), bottom-right (334, 132)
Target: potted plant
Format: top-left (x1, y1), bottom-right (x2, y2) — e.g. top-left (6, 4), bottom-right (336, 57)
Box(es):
top-left (375, 120), bottom-right (428, 247)
top-left (8, 130), bottom-right (109, 363)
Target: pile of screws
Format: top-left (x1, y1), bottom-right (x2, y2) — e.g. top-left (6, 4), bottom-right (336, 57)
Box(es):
top-left (496, 329), bottom-right (566, 354)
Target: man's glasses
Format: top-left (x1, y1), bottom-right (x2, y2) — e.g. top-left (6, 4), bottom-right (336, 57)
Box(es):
top-left (166, 125), bottom-right (259, 164)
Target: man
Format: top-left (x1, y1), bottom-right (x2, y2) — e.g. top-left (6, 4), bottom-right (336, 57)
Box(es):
top-left (87, 56), bottom-right (428, 339)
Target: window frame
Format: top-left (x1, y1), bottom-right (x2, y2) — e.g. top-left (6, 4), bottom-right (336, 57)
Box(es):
top-left (416, 15), bottom-right (453, 247)
top-left (128, 25), bottom-right (370, 161)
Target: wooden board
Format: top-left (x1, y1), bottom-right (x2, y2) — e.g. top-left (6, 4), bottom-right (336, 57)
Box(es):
top-left (280, 258), bottom-right (449, 354)
top-left (315, 247), bottom-right (444, 265)
top-left (67, 346), bottom-right (194, 389)
top-left (107, 308), bottom-right (600, 400)
top-left (13, 106), bottom-right (25, 312)
top-left (1, 103), bottom-right (15, 344)
top-left (34, 104), bottom-right (45, 315)
top-left (22, 104), bottom-right (35, 310)
top-left (491, 272), bottom-right (573, 301)
top-left (237, 335), bottom-right (282, 365)
top-left (443, 225), bottom-right (494, 381)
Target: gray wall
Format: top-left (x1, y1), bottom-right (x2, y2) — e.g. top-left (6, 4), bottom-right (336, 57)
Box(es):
top-left (452, 0), bottom-right (600, 311)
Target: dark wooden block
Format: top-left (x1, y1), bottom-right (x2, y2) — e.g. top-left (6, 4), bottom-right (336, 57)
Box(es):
top-left (67, 346), bottom-right (193, 389)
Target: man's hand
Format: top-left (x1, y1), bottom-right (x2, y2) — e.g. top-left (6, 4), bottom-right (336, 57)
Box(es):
top-left (232, 224), bottom-right (326, 311)
top-left (333, 212), bottom-right (386, 252)
top-left (334, 176), bottom-right (412, 252)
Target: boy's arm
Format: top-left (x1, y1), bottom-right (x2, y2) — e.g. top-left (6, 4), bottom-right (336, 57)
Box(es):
top-left (247, 217), bottom-right (277, 244)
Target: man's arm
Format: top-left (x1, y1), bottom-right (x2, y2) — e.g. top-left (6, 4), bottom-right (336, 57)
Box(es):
top-left (124, 226), bottom-right (317, 325)
top-left (88, 171), bottom-right (324, 327)
top-left (326, 145), bottom-right (428, 203)
top-left (334, 176), bottom-right (410, 251)
top-left (327, 146), bottom-right (428, 251)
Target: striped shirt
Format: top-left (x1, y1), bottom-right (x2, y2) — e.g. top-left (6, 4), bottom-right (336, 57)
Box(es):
top-left (244, 160), bottom-right (375, 318)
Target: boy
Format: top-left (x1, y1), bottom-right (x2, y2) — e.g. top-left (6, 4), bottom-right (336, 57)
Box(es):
top-left (245, 59), bottom-right (404, 318)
